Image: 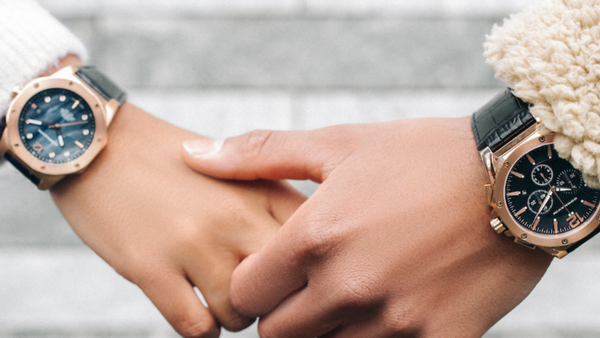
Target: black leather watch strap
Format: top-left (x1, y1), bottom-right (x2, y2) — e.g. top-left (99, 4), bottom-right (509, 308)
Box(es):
top-left (75, 66), bottom-right (127, 104)
top-left (0, 113), bottom-right (6, 141)
top-left (4, 152), bottom-right (40, 185)
top-left (471, 88), bottom-right (535, 152)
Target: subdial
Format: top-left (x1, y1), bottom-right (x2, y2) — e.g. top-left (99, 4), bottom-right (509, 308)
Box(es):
top-left (556, 169), bottom-right (584, 193)
top-left (531, 164), bottom-right (554, 186)
top-left (527, 189), bottom-right (553, 215)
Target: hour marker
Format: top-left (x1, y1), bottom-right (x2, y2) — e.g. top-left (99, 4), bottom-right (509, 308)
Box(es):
top-left (71, 100), bottom-right (80, 109)
top-left (515, 207), bottom-right (527, 217)
top-left (511, 171), bottom-right (525, 178)
top-left (547, 145), bottom-right (552, 159)
top-left (26, 133), bottom-right (33, 139)
top-left (64, 151), bottom-right (70, 157)
top-left (25, 119), bottom-right (42, 126)
top-left (81, 114), bottom-right (88, 121)
top-left (49, 152), bottom-right (55, 159)
top-left (554, 219), bottom-right (558, 233)
top-left (59, 95), bottom-right (66, 102)
top-left (526, 154), bottom-right (536, 165)
top-left (506, 191), bottom-right (521, 197)
top-left (75, 140), bottom-right (84, 149)
top-left (31, 103), bottom-right (37, 109)
top-left (32, 141), bottom-right (43, 154)
top-left (582, 200), bottom-right (596, 208)
top-left (532, 217), bottom-right (540, 231)
top-left (44, 96), bottom-right (51, 103)
top-left (58, 135), bottom-right (64, 147)
top-left (83, 129), bottom-right (90, 136)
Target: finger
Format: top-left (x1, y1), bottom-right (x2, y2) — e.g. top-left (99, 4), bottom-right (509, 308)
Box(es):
top-left (187, 212), bottom-right (283, 332)
top-left (266, 180), bottom-right (308, 224)
top-left (229, 209), bottom-right (315, 317)
top-left (187, 256), bottom-right (255, 332)
top-left (139, 273), bottom-right (220, 338)
top-left (182, 128), bottom-right (355, 183)
top-left (256, 287), bottom-right (342, 338)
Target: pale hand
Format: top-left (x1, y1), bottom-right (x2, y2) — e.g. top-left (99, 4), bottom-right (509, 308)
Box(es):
top-left (51, 103), bottom-right (306, 337)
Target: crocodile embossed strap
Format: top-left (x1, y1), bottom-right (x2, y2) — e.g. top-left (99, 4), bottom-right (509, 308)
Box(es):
top-left (471, 88), bottom-right (535, 152)
top-left (75, 66), bottom-right (127, 105)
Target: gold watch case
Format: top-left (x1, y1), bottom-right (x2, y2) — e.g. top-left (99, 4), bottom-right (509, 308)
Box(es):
top-left (484, 124), bottom-right (600, 257)
top-left (0, 66), bottom-right (120, 190)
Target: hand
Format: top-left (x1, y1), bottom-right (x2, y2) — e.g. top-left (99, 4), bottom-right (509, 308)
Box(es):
top-left (51, 103), bottom-right (306, 337)
top-left (183, 117), bottom-right (553, 337)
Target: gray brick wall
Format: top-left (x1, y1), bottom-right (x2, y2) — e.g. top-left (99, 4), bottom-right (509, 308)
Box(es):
top-left (4, 0), bottom-right (600, 337)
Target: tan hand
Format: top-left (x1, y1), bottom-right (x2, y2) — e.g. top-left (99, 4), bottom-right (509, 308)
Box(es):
top-left (183, 117), bottom-right (553, 337)
top-left (51, 104), bottom-right (306, 337)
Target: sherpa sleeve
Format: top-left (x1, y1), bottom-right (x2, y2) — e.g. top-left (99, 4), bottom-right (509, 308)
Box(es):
top-left (485, 0), bottom-right (600, 187)
top-left (0, 0), bottom-right (88, 116)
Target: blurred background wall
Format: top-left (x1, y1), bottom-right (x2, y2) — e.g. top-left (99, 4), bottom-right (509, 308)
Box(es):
top-left (1, 0), bottom-right (600, 337)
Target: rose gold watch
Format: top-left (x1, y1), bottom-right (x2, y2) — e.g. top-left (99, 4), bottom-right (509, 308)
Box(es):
top-left (0, 66), bottom-right (126, 190)
top-left (472, 89), bottom-right (600, 258)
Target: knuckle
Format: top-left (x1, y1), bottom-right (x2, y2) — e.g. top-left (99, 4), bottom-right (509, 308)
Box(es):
top-left (381, 308), bottom-right (423, 336)
top-left (335, 276), bottom-right (381, 309)
top-left (298, 217), bottom-right (344, 260)
top-left (239, 129), bottom-right (275, 160)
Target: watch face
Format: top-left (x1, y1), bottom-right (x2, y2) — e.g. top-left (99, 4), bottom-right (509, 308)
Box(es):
top-left (17, 88), bottom-right (96, 164)
top-left (505, 144), bottom-right (600, 235)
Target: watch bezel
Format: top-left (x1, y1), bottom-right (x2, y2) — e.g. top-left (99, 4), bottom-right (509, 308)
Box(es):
top-left (1, 75), bottom-right (108, 177)
top-left (493, 131), bottom-right (600, 248)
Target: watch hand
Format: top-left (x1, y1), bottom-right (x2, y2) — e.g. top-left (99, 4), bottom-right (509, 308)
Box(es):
top-left (37, 129), bottom-right (58, 147)
top-left (56, 128), bottom-right (65, 148)
top-left (555, 187), bottom-right (572, 192)
top-left (26, 119), bottom-right (47, 126)
top-left (541, 172), bottom-right (572, 214)
top-left (533, 189), bottom-right (553, 222)
top-left (48, 121), bottom-right (88, 128)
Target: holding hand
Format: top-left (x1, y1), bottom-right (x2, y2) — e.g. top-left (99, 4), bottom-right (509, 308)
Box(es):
top-left (183, 117), bottom-right (553, 337)
top-left (51, 104), bottom-right (306, 337)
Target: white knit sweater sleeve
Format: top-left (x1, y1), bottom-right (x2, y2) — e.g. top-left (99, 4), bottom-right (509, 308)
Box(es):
top-left (0, 0), bottom-right (88, 114)
top-left (485, 0), bottom-right (600, 187)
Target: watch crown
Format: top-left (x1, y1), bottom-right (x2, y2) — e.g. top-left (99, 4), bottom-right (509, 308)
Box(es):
top-left (490, 217), bottom-right (507, 234)
top-left (11, 86), bottom-right (23, 99)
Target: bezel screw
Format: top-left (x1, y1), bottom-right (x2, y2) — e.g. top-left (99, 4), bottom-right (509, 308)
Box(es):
top-left (504, 161), bottom-right (510, 167)
top-left (521, 233), bottom-right (528, 239)
top-left (562, 239), bottom-right (569, 245)
top-left (539, 136), bottom-right (546, 142)
top-left (497, 201), bottom-right (503, 208)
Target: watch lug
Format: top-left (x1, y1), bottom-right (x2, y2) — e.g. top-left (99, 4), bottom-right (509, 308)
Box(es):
top-left (479, 147), bottom-right (496, 183)
top-left (485, 184), bottom-right (493, 207)
top-left (540, 246), bottom-right (568, 259)
top-left (514, 237), bottom-right (536, 250)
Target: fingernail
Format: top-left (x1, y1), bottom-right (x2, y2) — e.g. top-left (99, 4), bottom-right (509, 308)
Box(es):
top-left (183, 139), bottom-right (224, 158)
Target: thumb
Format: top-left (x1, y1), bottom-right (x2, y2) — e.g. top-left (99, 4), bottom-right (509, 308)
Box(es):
top-left (182, 128), bottom-right (350, 183)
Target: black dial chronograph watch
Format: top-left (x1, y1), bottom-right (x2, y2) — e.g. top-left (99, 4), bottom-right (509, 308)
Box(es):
top-left (0, 66), bottom-right (126, 190)
top-left (472, 89), bottom-right (600, 258)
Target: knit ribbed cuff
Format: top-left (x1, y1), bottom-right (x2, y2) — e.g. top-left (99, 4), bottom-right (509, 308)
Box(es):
top-left (0, 0), bottom-right (88, 116)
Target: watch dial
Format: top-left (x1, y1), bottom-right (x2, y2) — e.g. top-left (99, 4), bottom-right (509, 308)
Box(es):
top-left (18, 88), bottom-right (96, 164)
top-left (505, 144), bottom-right (600, 235)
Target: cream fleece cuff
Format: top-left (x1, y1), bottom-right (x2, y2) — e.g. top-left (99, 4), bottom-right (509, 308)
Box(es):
top-left (0, 0), bottom-right (88, 115)
top-left (485, 0), bottom-right (600, 187)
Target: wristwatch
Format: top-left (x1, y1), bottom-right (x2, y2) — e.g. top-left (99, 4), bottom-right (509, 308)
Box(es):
top-left (472, 88), bottom-right (600, 258)
top-left (0, 66), bottom-right (126, 190)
